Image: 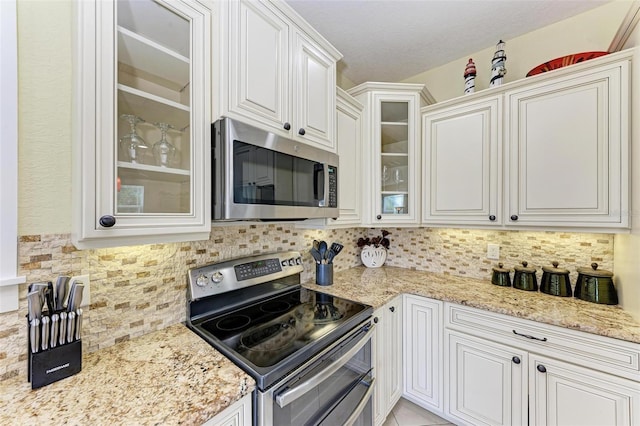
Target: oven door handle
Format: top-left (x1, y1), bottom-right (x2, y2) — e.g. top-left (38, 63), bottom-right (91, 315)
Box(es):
top-left (342, 376), bottom-right (375, 426)
top-left (275, 325), bottom-right (375, 408)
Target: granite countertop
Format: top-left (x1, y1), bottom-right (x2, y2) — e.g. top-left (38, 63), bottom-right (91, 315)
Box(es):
top-left (0, 324), bottom-right (254, 426)
top-left (303, 266), bottom-right (640, 344)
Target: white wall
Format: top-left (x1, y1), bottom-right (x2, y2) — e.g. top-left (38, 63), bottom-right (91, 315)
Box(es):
top-left (402, 1), bottom-right (632, 102)
top-left (614, 9), bottom-right (640, 321)
top-left (17, 0), bottom-right (73, 235)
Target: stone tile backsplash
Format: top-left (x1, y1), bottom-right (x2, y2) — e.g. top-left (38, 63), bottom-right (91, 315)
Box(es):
top-left (0, 224), bottom-right (613, 382)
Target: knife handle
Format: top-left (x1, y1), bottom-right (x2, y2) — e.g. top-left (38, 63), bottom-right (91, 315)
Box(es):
top-left (75, 308), bottom-right (83, 341)
top-left (59, 312), bottom-right (67, 346)
top-left (50, 313), bottom-right (59, 348)
top-left (67, 311), bottom-right (76, 344)
top-left (41, 316), bottom-right (50, 351)
top-left (30, 318), bottom-right (40, 354)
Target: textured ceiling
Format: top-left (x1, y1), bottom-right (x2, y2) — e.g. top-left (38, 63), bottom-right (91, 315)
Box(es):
top-left (285, 0), bottom-right (612, 85)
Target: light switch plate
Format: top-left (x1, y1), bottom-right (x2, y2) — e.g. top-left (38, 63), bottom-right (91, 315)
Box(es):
top-left (487, 244), bottom-right (500, 260)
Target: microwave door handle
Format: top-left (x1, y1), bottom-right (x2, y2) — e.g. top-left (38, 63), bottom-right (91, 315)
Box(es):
top-left (342, 376), bottom-right (375, 426)
top-left (313, 164), bottom-right (326, 207)
top-left (275, 325), bottom-right (375, 408)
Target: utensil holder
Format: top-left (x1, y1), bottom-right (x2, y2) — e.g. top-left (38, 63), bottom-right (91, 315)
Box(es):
top-left (26, 315), bottom-right (82, 389)
top-left (316, 264), bottom-right (333, 286)
top-left (29, 340), bottom-right (82, 389)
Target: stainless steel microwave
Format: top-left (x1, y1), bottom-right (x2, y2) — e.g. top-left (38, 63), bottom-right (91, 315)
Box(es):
top-left (212, 118), bottom-right (339, 221)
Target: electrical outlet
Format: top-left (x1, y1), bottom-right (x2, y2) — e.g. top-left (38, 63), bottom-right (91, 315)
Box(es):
top-left (487, 244), bottom-right (500, 260)
top-left (69, 274), bottom-right (90, 307)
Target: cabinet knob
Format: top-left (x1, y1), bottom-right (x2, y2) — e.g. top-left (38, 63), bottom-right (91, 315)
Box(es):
top-left (510, 215), bottom-right (519, 221)
top-left (298, 128), bottom-right (306, 136)
top-left (389, 306), bottom-right (395, 313)
top-left (373, 317), bottom-right (379, 324)
top-left (376, 215), bottom-right (382, 220)
top-left (283, 122), bottom-right (291, 131)
top-left (512, 356), bottom-right (521, 364)
top-left (99, 215), bottom-right (116, 228)
top-left (537, 364), bottom-right (547, 373)
top-left (489, 215), bottom-right (496, 221)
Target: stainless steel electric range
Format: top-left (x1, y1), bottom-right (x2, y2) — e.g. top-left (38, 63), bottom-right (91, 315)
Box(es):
top-left (186, 251), bottom-right (375, 426)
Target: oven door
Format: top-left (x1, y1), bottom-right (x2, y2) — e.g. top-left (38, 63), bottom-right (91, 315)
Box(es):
top-left (257, 321), bottom-right (374, 426)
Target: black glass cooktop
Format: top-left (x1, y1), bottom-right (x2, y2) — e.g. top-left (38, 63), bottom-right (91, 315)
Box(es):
top-left (198, 287), bottom-right (366, 368)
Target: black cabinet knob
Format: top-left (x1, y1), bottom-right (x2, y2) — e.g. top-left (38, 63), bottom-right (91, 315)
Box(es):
top-left (389, 306), bottom-right (395, 313)
top-left (376, 215), bottom-right (382, 220)
top-left (489, 215), bottom-right (496, 221)
top-left (298, 128), bottom-right (306, 136)
top-left (512, 356), bottom-right (521, 364)
top-left (373, 317), bottom-right (379, 324)
top-left (537, 364), bottom-right (547, 373)
top-left (510, 215), bottom-right (519, 221)
top-left (283, 122), bottom-right (291, 131)
top-left (99, 215), bottom-right (116, 228)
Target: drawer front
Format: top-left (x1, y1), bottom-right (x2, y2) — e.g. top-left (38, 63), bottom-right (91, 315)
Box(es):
top-left (445, 303), bottom-right (640, 381)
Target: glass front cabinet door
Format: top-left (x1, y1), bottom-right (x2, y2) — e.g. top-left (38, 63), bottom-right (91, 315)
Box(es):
top-left (348, 83), bottom-right (430, 226)
top-left (73, 0), bottom-right (212, 248)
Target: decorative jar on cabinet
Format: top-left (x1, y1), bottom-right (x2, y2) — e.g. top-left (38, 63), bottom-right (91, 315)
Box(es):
top-left (73, 0), bottom-right (212, 248)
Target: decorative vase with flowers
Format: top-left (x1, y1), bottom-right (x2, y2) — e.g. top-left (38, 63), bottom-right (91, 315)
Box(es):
top-left (357, 230), bottom-right (391, 268)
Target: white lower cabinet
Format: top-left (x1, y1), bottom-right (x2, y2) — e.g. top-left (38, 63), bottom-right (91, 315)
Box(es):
top-left (445, 330), bottom-right (528, 426)
top-left (444, 303), bottom-right (640, 426)
top-left (529, 354), bottom-right (640, 426)
top-left (402, 295), bottom-right (443, 415)
top-left (374, 296), bottom-right (403, 425)
top-left (202, 394), bottom-right (252, 426)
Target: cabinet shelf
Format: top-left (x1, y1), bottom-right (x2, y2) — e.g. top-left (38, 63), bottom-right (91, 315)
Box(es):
top-left (118, 84), bottom-right (189, 129)
top-left (118, 161), bottom-right (191, 183)
top-left (117, 25), bottom-right (189, 89)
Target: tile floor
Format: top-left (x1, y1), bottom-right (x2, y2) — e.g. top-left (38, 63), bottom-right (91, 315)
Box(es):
top-left (382, 398), bottom-right (454, 426)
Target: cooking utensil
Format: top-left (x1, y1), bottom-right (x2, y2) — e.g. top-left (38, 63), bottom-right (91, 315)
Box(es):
top-left (513, 261), bottom-right (538, 291)
top-left (27, 290), bottom-right (42, 322)
top-left (55, 276), bottom-right (70, 311)
top-left (75, 308), bottom-right (83, 341)
top-left (59, 312), bottom-right (67, 346)
top-left (327, 242), bottom-right (343, 264)
top-left (491, 263), bottom-right (511, 287)
top-left (41, 316), bottom-right (50, 351)
top-left (310, 248), bottom-right (323, 264)
top-left (318, 241), bottom-right (328, 263)
top-left (67, 311), bottom-right (76, 344)
top-left (50, 313), bottom-right (59, 348)
top-left (575, 263), bottom-right (618, 305)
top-left (67, 283), bottom-right (84, 312)
top-left (540, 261), bottom-right (572, 297)
top-left (30, 318), bottom-right (40, 353)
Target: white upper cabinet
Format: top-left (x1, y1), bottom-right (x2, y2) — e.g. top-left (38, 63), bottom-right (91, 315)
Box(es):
top-left (333, 88), bottom-right (364, 226)
top-left (349, 83), bottom-right (432, 226)
top-left (423, 96), bottom-right (501, 225)
top-left (420, 50), bottom-right (631, 231)
top-left (220, 0), bottom-right (341, 151)
top-left (73, 0), bottom-right (212, 248)
top-left (505, 58), bottom-right (629, 228)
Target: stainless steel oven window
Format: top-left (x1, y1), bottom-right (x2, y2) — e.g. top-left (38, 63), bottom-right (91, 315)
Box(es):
top-left (257, 321), bottom-right (375, 426)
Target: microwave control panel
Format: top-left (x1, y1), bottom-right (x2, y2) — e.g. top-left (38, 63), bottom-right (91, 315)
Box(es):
top-left (328, 166), bottom-right (338, 208)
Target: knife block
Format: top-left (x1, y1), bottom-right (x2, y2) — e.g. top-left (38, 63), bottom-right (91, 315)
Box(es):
top-left (27, 315), bottom-right (82, 389)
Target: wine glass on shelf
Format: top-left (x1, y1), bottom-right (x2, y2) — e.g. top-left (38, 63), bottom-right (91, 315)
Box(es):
top-left (119, 114), bottom-right (148, 164)
top-left (382, 165), bottom-right (390, 188)
top-left (394, 169), bottom-right (404, 185)
top-left (152, 122), bottom-right (177, 168)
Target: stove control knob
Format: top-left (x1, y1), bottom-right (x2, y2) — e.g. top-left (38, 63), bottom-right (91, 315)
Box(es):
top-left (210, 271), bottom-right (224, 284)
top-left (281, 260), bottom-right (287, 267)
top-left (296, 257), bottom-right (302, 265)
top-left (289, 259), bottom-right (295, 266)
top-left (195, 274), bottom-right (208, 287)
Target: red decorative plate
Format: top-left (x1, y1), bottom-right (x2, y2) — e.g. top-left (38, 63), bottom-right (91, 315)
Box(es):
top-left (526, 51), bottom-right (609, 77)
